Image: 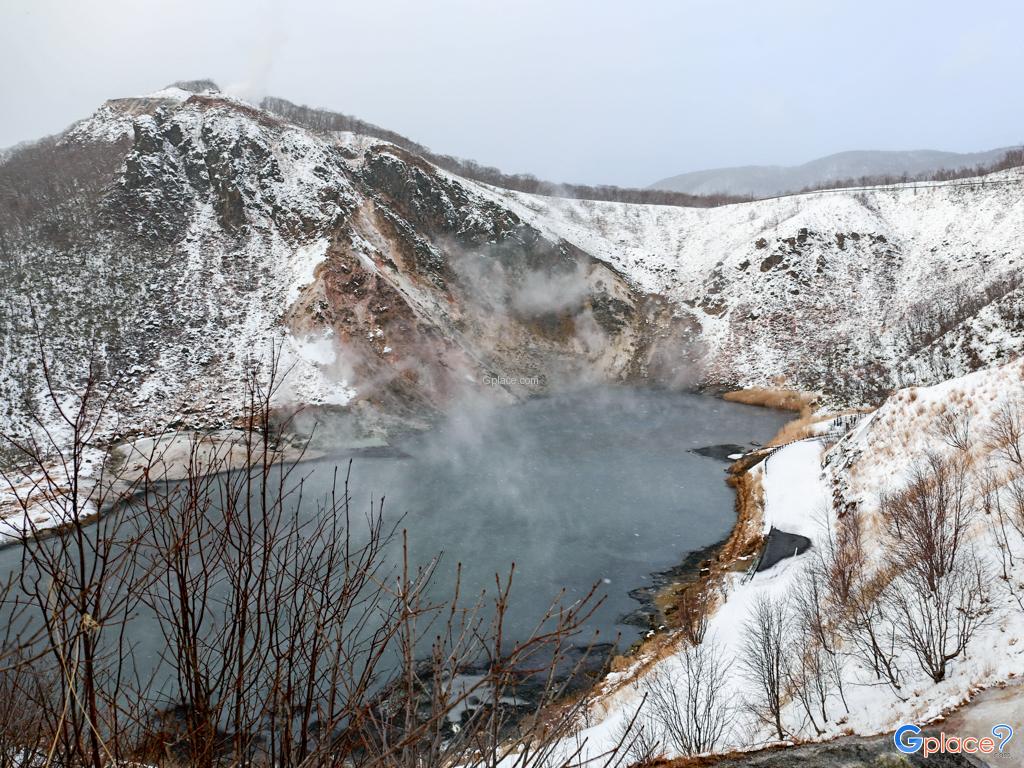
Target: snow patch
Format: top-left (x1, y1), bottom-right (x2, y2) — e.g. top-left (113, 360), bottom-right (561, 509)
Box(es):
top-left (286, 238), bottom-right (330, 306)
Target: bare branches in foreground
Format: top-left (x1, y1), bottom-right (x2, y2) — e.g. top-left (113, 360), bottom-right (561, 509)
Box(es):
top-left (0, 354), bottom-right (635, 767)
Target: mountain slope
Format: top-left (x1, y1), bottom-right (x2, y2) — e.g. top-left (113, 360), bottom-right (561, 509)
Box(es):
top-left (649, 147), bottom-right (1019, 196)
top-left (0, 87), bottom-right (688, 445)
top-left (479, 171), bottom-right (1024, 402)
top-left (1, 85), bottom-right (1023, 448)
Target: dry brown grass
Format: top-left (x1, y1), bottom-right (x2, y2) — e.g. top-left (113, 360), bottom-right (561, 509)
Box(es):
top-left (722, 387), bottom-right (816, 413)
top-left (723, 387), bottom-right (833, 446)
top-left (765, 413), bottom-right (828, 446)
top-left (763, 407), bottom-right (870, 447)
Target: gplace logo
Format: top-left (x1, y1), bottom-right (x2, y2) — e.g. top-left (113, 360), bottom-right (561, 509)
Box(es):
top-left (894, 723), bottom-right (1014, 757)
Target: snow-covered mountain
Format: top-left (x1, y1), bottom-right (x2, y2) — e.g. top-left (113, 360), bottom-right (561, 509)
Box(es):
top-left (0, 83), bottom-right (681, 444)
top-left (649, 147), bottom-right (1020, 196)
top-left (483, 171), bottom-right (1024, 403)
top-left (2, 82), bottom-right (1023, 445)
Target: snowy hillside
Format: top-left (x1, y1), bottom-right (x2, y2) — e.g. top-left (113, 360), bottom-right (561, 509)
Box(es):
top-left (1, 82), bottom-right (1023, 450)
top-left (480, 172), bottom-right (1024, 401)
top-left (0, 85), bottom-right (677, 447)
top-left (554, 358), bottom-right (1024, 761)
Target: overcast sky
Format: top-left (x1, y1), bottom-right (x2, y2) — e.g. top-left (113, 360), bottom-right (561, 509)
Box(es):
top-left (2, 0), bottom-right (1022, 187)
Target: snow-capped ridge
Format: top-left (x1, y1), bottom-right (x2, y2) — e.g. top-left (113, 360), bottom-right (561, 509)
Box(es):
top-left (4, 83), bottom-right (1024, 450)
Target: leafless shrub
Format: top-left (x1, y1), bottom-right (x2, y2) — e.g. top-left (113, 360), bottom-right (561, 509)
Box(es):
top-left (0, 354), bottom-right (150, 766)
top-left (0, 654), bottom-right (58, 768)
top-left (676, 587), bottom-right (710, 646)
top-left (0, 350), bottom-right (638, 767)
top-left (639, 642), bottom-right (734, 756)
top-left (937, 408), bottom-right (972, 453)
top-left (880, 453), bottom-right (991, 683)
top-left (614, 697), bottom-right (662, 767)
top-left (739, 595), bottom-right (788, 741)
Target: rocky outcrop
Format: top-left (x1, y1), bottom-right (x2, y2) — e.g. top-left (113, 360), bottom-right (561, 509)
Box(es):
top-left (0, 92), bottom-right (678, 444)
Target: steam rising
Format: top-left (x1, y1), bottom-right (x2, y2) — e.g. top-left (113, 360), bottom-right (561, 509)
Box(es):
top-left (291, 388), bottom-right (791, 643)
top-left (224, 0), bottom-right (288, 104)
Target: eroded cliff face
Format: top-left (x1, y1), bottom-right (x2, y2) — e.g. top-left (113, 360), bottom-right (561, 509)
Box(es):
top-left (0, 89), bottom-right (692, 444)
top-left (281, 137), bottom-right (701, 424)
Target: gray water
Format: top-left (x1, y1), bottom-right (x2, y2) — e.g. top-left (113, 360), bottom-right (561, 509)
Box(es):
top-left (295, 388), bottom-right (789, 645)
top-left (0, 388), bottom-right (788, 693)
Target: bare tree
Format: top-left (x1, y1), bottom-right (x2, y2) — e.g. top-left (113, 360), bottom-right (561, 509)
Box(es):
top-left (818, 505), bottom-right (904, 694)
top-left (843, 584), bottom-right (904, 695)
top-left (882, 453), bottom-right (975, 594)
top-left (880, 453), bottom-right (991, 683)
top-left (740, 595), bottom-right (788, 741)
top-left (791, 563), bottom-right (848, 727)
top-left (640, 642), bottom-right (734, 756)
top-left (986, 400), bottom-right (1024, 469)
top-left (784, 638), bottom-right (830, 736)
top-left (988, 470), bottom-right (1024, 610)
top-left (885, 555), bottom-right (989, 683)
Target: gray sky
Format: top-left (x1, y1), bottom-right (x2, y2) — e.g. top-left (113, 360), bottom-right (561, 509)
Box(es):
top-left (2, 0), bottom-right (1022, 187)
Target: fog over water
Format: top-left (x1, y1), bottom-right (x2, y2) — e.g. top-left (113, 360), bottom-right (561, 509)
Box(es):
top-left (0, 387), bottom-right (789, 695)
top-left (295, 387), bottom-right (790, 645)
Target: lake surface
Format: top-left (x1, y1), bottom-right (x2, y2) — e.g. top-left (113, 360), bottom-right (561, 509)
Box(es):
top-left (0, 387), bottom-right (789, 696)
top-left (295, 387), bottom-right (790, 646)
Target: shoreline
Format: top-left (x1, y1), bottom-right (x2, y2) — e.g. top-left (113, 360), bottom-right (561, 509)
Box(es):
top-left (647, 390), bottom-right (803, 631)
top-left (596, 382), bottom-right (1024, 763)
top-left (606, 390), bottom-right (802, 681)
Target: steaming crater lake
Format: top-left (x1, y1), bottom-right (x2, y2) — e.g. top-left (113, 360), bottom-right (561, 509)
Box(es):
top-left (295, 387), bottom-right (790, 645)
top-left (0, 388), bottom-right (790, 706)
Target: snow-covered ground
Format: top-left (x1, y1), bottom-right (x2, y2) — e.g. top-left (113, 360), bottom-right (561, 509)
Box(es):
top-left (551, 358), bottom-right (1024, 761)
top-left (0, 447), bottom-right (104, 544)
